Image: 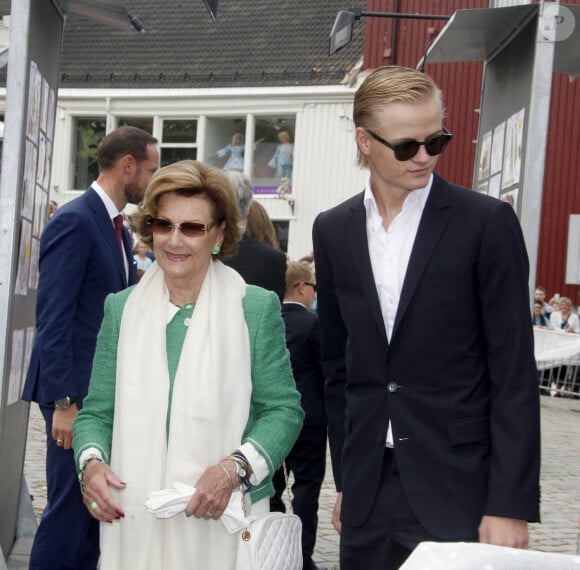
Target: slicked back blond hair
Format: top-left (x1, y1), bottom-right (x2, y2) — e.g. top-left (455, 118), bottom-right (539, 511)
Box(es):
top-left (354, 66), bottom-right (444, 167)
top-left (285, 261), bottom-right (313, 297)
top-left (133, 160), bottom-right (242, 259)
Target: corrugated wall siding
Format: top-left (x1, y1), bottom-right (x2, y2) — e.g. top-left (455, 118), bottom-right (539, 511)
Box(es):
top-left (363, 0), bottom-right (580, 302)
top-left (538, 72), bottom-right (580, 303)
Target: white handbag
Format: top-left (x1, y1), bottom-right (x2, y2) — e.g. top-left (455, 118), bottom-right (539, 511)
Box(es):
top-left (236, 463), bottom-right (303, 570)
top-left (236, 510), bottom-right (302, 570)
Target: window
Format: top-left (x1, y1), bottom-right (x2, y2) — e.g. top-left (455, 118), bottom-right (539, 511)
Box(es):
top-left (273, 220), bottom-right (289, 253)
top-left (206, 117), bottom-right (247, 172)
top-left (73, 117), bottom-right (106, 189)
top-left (160, 119), bottom-right (197, 167)
top-left (253, 116), bottom-right (295, 195)
top-left (117, 117), bottom-right (154, 134)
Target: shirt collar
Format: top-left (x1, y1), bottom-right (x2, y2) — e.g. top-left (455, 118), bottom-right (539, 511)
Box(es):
top-left (92, 181), bottom-right (123, 221)
top-left (363, 173), bottom-right (434, 226)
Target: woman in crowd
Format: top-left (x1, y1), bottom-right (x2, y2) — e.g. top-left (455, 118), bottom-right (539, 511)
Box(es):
top-left (73, 160), bottom-right (303, 569)
top-left (246, 200), bottom-right (281, 250)
top-left (550, 296), bottom-right (580, 333)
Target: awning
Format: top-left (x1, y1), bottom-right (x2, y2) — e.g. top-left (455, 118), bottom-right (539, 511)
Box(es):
top-left (425, 4), bottom-right (580, 81)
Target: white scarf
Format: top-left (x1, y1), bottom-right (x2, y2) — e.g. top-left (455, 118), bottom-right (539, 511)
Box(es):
top-left (100, 260), bottom-right (252, 570)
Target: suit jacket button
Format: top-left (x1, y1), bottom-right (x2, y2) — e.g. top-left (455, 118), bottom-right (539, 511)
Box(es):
top-left (387, 381), bottom-right (398, 393)
top-left (376, 433), bottom-right (385, 444)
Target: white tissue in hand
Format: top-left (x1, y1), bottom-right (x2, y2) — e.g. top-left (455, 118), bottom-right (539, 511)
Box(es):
top-left (145, 482), bottom-right (195, 518)
top-left (144, 481), bottom-right (248, 533)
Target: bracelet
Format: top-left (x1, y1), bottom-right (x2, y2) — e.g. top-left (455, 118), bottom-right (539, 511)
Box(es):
top-left (226, 454), bottom-right (252, 493)
top-left (218, 461), bottom-right (235, 489)
top-left (78, 455), bottom-right (102, 494)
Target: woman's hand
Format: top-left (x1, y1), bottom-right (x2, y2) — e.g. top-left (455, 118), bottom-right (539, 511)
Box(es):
top-left (81, 459), bottom-right (126, 523)
top-left (185, 464), bottom-right (236, 520)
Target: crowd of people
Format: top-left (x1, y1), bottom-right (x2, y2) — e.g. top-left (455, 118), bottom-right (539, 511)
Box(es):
top-left (533, 286), bottom-right (580, 333)
top-left (24, 66), bottom-right (555, 570)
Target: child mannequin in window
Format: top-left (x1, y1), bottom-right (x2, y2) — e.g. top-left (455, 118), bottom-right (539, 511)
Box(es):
top-left (268, 130), bottom-right (294, 179)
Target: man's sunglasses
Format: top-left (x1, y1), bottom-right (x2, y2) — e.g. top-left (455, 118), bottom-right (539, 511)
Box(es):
top-left (145, 216), bottom-right (216, 238)
top-left (365, 127), bottom-right (452, 162)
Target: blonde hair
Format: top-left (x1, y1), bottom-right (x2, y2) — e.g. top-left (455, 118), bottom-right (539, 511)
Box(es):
top-left (247, 201), bottom-right (280, 249)
top-left (285, 261), bottom-right (313, 297)
top-left (133, 160), bottom-right (242, 259)
top-left (354, 66), bottom-right (444, 167)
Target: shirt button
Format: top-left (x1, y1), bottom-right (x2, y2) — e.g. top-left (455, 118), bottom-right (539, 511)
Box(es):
top-left (184, 317), bottom-right (191, 327)
top-left (387, 381), bottom-right (398, 393)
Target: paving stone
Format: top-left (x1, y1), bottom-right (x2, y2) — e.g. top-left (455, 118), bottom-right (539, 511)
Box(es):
top-left (10, 395), bottom-right (580, 568)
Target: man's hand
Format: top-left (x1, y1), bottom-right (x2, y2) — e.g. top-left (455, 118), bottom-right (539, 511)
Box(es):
top-left (52, 403), bottom-right (78, 450)
top-left (333, 492), bottom-right (342, 534)
top-left (479, 515), bottom-right (529, 548)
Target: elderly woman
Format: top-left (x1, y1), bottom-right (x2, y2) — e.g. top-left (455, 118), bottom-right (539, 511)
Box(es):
top-left (72, 160), bottom-right (303, 569)
top-left (550, 296), bottom-right (580, 333)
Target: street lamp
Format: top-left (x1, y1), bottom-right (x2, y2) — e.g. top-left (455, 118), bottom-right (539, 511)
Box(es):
top-left (329, 7), bottom-right (451, 56)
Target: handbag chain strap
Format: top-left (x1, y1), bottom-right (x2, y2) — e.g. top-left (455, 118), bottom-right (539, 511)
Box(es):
top-left (240, 461), bottom-right (293, 541)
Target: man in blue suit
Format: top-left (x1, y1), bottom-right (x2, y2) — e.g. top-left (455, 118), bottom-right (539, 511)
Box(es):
top-left (22, 126), bottom-right (159, 569)
top-left (313, 67), bottom-right (540, 569)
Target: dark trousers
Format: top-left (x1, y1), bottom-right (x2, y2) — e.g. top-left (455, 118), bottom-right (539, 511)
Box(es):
top-left (340, 448), bottom-right (478, 570)
top-left (271, 425), bottom-right (327, 568)
top-left (29, 406), bottom-right (100, 570)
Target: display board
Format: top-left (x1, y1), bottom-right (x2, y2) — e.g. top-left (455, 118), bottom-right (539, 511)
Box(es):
top-left (0, 0), bottom-right (63, 560)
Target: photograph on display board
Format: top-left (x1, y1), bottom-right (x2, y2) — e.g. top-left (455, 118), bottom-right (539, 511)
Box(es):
top-left (21, 140), bottom-right (36, 220)
top-left (42, 138), bottom-right (52, 189)
top-left (14, 219), bottom-right (32, 296)
top-left (47, 88), bottom-right (56, 139)
top-left (477, 181), bottom-right (489, 195)
top-left (40, 77), bottom-right (49, 134)
top-left (33, 186), bottom-right (48, 238)
top-left (490, 122), bottom-right (505, 176)
top-left (478, 130), bottom-right (492, 181)
top-left (26, 61), bottom-right (42, 145)
top-left (28, 238), bottom-right (40, 291)
top-left (488, 173), bottom-right (501, 199)
top-left (25, 61), bottom-right (39, 141)
top-left (500, 188), bottom-right (519, 211)
top-left (502, 108), bottom-right (525, 189)
top-left (36, 134), bottom-right (47, 187)
top-left (7, 329), bottom-right (25, 406)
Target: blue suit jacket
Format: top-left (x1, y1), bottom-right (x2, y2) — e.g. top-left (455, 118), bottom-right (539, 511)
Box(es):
top-left (313, 174), bottom-right (540, 538)
top-left (22, 187), bottom-right (136, 406)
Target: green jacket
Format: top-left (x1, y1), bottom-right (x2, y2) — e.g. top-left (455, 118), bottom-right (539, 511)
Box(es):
top-left (73, 284), bottom-right (303, 503)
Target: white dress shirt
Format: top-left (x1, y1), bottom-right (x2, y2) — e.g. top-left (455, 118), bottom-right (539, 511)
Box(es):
top-left (92, 181), bottom-right (129, 279)
top-left (364, 174), bottom-right (433, 445)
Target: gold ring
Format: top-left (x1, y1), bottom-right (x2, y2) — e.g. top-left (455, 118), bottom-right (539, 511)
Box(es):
top-left (56, 439), bottom-right (63, 446)
top-left (206, 512), bottom-right (214, 517)
top-left (90, 501), bottom-right (98, 511)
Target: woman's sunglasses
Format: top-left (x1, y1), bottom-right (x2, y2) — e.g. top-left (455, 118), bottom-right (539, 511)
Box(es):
top-left (365, 127), bottom-right (452, 162)
top-left (145, 216), bottom-right (215, 238)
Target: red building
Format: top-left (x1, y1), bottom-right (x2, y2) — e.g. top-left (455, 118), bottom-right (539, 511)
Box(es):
top-left (363, 0), bottom-right (580, 304)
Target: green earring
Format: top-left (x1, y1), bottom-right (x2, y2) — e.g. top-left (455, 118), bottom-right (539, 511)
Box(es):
top-left (212, 245), bottom-right (221, 255)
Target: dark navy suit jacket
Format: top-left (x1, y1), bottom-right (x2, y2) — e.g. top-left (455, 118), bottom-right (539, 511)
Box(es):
top-left (22, 187), bottom-right (136, 406)
top-left (224, 234), bottom-right (286, 301)
top-left (313, 174), bottom-right (540, 539)
top-left (282, 303), bottom-right (326, 427)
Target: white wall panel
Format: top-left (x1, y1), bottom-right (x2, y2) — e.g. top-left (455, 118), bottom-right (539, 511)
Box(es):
top-left (49, 87), bottom-right (368, 264)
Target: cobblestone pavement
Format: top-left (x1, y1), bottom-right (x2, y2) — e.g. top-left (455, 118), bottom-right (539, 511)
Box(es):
top-left (17, 394), bottom-right (580, 569)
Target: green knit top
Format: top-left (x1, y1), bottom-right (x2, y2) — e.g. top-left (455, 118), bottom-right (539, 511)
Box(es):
top-left (73, 284), bottom-right (303, 503)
